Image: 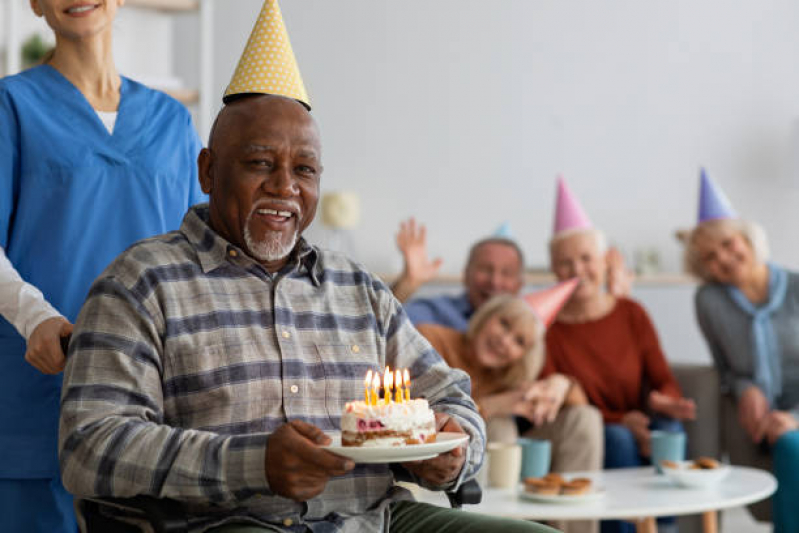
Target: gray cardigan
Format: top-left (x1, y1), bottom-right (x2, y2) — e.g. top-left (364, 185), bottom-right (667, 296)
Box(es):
top-left (695, 269), bottom-right (799, 420)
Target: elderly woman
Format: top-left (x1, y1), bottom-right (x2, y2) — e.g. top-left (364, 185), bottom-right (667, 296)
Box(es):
top-left (544, 179), bottom-right (695, 533)
top-left (0, 1), bottom-right (205, 530)
top-left (417, 294), bottom-right (603, 477)
top-left (684, 175), bottom-right (799, 533)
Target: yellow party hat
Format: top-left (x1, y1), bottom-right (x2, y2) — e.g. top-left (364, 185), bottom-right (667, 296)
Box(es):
top-left (224, 0), bottom-right (310, 109)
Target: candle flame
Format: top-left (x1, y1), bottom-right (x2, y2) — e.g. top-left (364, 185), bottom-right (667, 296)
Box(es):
top-left (395, 369), bottom-right (402, 388)
top-left (383, 367), bottom-right (391, 391)
top-left (404, 369), bottom-right (410, 388)
top-left (364, 369), bottom-right (372, 387)
top-left (372, 372), bottom-right (380, 390)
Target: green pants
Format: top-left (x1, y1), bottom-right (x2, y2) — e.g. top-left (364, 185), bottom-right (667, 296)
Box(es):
top-left (210, 500), bottom-right (557, 532)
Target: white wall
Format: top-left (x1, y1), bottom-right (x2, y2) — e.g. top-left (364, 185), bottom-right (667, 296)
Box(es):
top-left (194, 0), bottom-right (799, 280)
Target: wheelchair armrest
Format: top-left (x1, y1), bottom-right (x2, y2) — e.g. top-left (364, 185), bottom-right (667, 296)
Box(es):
top-left (446, 478), bottom-right (482, 508)
top-left (83, 495), bottom-right (188, 533)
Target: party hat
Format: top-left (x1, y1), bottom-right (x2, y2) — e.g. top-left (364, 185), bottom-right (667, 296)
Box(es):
top-left (523, 278), bottom-right (579, 327)
top-left (698, 168), bottom-right (737, 223)
top-left (553, 176), bottom-right (592, 236)
top-left (492, 221), bottom-right (513, 239)
top-left (224, 0), bottom-right (310, 109)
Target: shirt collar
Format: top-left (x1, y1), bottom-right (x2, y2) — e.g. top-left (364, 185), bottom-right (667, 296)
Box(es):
top-left (180, 204), bottom-right (321, 284)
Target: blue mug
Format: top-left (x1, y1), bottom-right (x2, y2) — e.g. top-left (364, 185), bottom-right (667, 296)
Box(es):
top-left (650, 430), bottom-right (686, 474)
top-left (518, 438), bottom-right (551, 479)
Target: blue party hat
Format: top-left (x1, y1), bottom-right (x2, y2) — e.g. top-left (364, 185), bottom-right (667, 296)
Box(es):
top-left (698, 168), bottom-right (737, 223)
top-left (493, 222), bottom-right (513, 239)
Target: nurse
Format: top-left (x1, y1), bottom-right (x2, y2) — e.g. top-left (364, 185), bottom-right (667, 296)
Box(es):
top-left (0, 1), bottom-right (206, 531)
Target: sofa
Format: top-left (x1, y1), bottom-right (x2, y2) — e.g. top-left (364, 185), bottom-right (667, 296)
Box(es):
top-left (671, 363), bottom-right (772, 532)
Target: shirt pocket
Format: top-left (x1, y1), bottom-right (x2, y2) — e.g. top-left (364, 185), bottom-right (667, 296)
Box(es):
top-left (164, 341), bottom-right (282, 432)
top-left (314, 342), bottom-right (380, 425)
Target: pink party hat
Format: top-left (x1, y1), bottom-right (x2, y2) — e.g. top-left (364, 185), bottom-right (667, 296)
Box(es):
top-left (553, 176), bottom-right (592, 236)
top-left (698, 168), bottom-right (737, 223)
top-left (523, 278), bottom-right (579, 328)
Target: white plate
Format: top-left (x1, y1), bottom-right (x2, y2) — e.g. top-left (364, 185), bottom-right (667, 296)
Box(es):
top-left (519, 487), bottom-right (606, 504)
top-left (323, 432), bottom-right (469, 464)
top-left (662, 460), bottom-right (731, 488)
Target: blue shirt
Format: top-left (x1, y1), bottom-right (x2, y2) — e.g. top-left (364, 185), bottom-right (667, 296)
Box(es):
top-left (404, 292), bottom-right (475, 331)
top-left (0, 65), bottom-right (207, 477)
top-left (60, 205), bottom-right (484, 532)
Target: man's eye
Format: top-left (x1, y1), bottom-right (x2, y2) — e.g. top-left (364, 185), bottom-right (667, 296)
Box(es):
top-left (250, 159), bottom-right (272, 168)
top-left (296, 165), bottom-right (316, 175)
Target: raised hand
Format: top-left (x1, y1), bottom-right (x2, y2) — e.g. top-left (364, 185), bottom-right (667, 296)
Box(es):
top-left (25, 316), bottom-right (72, 374)
top-left (266, 420), bottom-right (355, 502)
top-left (394, 218), bottom-right (442, 296)
top-left (523, 375), bottom-right (572, 426)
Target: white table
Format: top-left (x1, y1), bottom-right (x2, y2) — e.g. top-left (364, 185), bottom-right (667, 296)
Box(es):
top-left (416, 466), bottom-right (776, 533)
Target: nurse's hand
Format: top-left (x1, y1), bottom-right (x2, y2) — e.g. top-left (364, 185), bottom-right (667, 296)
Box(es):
top-left (25, 317), bottom-right (73, 374)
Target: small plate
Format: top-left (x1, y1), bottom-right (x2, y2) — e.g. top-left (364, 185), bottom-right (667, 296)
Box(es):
top-left (662, 460), bottom-right (731, 488)
top-left (519, 487), bottom-right (606, 504)
top-left (322, 432), bottom-right (469, 464)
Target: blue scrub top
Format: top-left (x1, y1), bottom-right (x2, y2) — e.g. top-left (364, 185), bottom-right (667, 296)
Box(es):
top-left (0, 65), bottom-right (207, 478)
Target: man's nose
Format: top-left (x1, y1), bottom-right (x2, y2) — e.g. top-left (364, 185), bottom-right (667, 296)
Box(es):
top-left (263, 166), bottom-right (299, 197)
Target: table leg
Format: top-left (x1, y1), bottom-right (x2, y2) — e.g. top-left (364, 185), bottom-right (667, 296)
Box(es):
top-left (635, 517), bottom-right (657, 533)
top-left (702, 510), bottom-right (718, 533)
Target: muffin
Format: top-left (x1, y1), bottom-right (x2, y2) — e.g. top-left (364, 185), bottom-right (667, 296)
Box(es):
top-left (694, 457), bottom-right (720, 469)
top-left (561, 477), bottom-right (592, 495)
top-left (524, 478), bottom-right (560, 495)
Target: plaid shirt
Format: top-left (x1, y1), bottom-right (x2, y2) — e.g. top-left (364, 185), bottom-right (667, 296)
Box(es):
top-left (59, 205), bottom-right (485, 533)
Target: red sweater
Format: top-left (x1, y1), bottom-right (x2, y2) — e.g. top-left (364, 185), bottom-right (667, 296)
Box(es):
top-left (542, 298), bottom-right (681, 423)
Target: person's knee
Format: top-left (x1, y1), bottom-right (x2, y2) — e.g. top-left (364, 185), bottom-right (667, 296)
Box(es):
top-left (561, 405), bottom-right (603, 443)
top-left (604, 424), bottom-right (638, 467)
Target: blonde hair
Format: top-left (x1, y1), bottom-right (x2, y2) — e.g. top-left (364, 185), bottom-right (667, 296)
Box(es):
top-left (683, 218), bottom-right (770, 282)
top-left (466, 295), bottom-right (545, 390)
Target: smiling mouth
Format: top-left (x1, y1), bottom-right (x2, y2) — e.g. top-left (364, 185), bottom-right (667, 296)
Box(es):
top-left (66, 4), bottom-right (99, 15)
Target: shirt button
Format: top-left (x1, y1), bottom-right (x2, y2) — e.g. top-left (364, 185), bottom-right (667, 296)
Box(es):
top-left (228, 249), bottom-right (238, 257)
top-left (283, 518), bottom-right (294, 526)
top-left (290, 385), bottom-right (299, 394)
top-left (351, 344), bottom-right (360, 353)
top-left (282, 331), bottom-right (290, 339)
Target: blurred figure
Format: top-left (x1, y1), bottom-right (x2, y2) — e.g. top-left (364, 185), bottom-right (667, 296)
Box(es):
top-left (684, 170), bottom-right (799, 532)
top-left (0, 1), bottom-right (205, 530)
top-left (419, 293), bottom-right (602, 533)
top-left (544, 178), bottom-right (695, 533)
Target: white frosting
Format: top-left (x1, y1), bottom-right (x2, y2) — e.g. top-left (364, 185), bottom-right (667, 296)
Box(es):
top-left (341, 399), bottom-right (436, 435)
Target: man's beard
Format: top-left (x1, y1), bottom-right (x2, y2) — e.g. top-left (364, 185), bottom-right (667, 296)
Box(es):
top-left (244, 212), bottom-right (299, 262)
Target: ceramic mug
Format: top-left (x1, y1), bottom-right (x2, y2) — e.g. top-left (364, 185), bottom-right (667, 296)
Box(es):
top-left (487, 442), bottom-right (523, 488)
top-left (518, 438), bottom-right (551, 479)
top-left (650, 429), bottom-right (686, 474)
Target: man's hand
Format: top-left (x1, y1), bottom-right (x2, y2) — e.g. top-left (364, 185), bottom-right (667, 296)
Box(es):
top-left (605, 246), bottom-right (634, 297)
top-left (739, 386), bottom-right (769, 443)
top-left (621, 410), bottom-right (651, 457)
top-left (266, 420), bottom-right (354, 502)
top-left (25, 317), bottom-right (72, 375)
top-left (395, 218), bottom-right (442, 289)
top-left (402, 413), bottom-right (467, 486)
top-left (648, 390), bottom-right (696, 421)
top-left (760, 411), bottom-right (799, 445)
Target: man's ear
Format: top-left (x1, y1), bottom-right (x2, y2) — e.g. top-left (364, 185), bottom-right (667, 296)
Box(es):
top-left (198, 148), bottom-right (213, 195)
top-left (30, 0), bottom-right (43, 17)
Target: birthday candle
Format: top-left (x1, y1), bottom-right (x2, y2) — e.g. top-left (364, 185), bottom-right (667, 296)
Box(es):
top-left (371, 372), bottom-right (380, 405)
top-left (394, 369), bottom-right (403, 403)
top-left (404, 369), bottom-right (411, 401)
top-left (364, 370), bottom-right (372, 404)
top-left (384, 367), bottom-right (392, 405)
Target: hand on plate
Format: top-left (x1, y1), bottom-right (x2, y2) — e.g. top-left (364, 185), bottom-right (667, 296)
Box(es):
top-left (265, 420), bottom-right (355, 502)
top-left (402, 412), bottom-right (467, 486)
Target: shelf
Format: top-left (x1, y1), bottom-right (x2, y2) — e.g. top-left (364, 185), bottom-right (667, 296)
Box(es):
top-left (126, 0), bottom-right (198, 12)
top-left (161, 87), bottom-right (199, 105)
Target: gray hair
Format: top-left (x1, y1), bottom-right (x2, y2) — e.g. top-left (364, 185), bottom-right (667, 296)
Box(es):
top-left (466, 295), bottom-right (545, 386)
top-left (683, 218), bottom-right (770, 282)
top-left (548, 227), bottom-right (608, 257)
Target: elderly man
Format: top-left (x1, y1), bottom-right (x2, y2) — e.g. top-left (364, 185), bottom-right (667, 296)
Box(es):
top-left (58, 95), bottom-right (557, 533)
top-left (392, 218), bottom-right (525, 330)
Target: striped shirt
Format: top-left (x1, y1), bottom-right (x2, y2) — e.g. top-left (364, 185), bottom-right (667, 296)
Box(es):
top-left (59, 204), bottom-right (485, 533)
